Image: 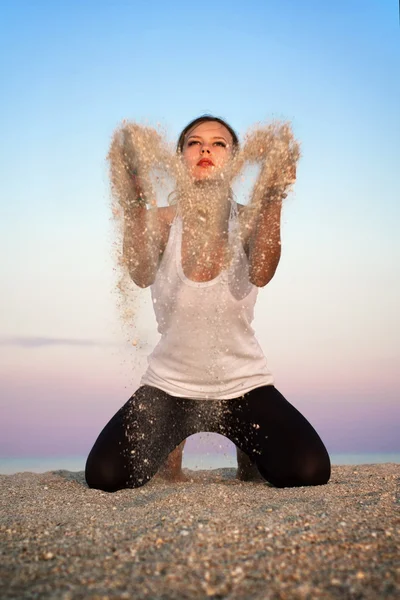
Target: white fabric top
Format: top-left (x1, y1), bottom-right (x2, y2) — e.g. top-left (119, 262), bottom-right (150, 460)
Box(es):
top-left (140, 212), bottom-right (274, 399)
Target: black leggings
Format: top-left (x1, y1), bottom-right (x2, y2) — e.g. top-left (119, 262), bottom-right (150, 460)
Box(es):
top-left (85, 385), bottom-right (331, 492)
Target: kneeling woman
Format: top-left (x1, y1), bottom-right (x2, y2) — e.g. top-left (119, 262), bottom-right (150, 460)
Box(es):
top-left (85, 115), bottom-right (331, 492)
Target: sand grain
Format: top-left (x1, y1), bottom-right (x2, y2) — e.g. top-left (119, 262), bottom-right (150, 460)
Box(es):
top-left (1, 464), bottom-right (399, 599)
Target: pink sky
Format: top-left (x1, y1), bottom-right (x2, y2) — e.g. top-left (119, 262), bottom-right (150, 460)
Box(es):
top-left (1, 340), bottom-right (399, 458)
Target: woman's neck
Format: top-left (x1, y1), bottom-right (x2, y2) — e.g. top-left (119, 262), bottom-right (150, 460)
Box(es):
top-left (182, 201), bottom-right (230, 234)
top-left (178, 179), bottom-right (231, 230)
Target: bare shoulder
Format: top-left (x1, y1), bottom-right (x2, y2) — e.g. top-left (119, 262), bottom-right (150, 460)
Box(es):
top-left (158, 205), bottom-right (176, 226)
top-left (158, 205), bottom-right (176, 223)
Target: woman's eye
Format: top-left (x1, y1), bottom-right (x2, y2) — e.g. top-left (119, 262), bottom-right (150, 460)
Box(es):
top-left (187, 140), bottom-right (199, 146)
top-left (214, 141), bottom-right (226, 147)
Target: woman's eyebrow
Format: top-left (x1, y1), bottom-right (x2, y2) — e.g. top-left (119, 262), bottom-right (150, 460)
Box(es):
top-left (187, 135), bottom-right (228, 142)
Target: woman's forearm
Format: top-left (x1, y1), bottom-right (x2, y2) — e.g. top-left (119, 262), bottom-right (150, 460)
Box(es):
top-left (123, 205), bottom-right (161, 288)
top-left (248, 193), bottom-right (283, 287)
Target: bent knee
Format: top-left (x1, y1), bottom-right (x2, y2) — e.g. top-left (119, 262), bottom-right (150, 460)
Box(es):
top-left (85, 465), bottom-right (120, 493)
top-left (85, 457), bottom-right (129, 493)
top-left (296, 458), bottom-right (331, 486)
top-left (85, 457), bottom-right (152, 492)
top-left (258, 454), bottom-right (331, 488)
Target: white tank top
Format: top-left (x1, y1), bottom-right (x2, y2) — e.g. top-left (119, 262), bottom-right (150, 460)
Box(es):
top-left (140, 211), bottom-right (274, 399)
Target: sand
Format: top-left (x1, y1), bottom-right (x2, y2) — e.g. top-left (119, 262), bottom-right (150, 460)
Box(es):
top-left (108, 120), bottom-right (300, 338)
top-left (0, 464), bottom-right (398, 599)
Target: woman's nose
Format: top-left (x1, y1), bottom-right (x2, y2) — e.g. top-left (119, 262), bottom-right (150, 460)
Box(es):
top-left (201, 145), bottom-right (211, 154)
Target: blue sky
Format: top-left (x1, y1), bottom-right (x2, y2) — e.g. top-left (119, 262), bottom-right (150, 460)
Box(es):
top-left (1, 1), bottom-right (399, 457)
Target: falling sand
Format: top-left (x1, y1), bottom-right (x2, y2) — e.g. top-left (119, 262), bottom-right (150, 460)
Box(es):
top-left (107, 119), bottom-right (301, 467)
top-left (107, 119), bottom-right (300, 338)
top-left (1, 464), bottom-right (398, 599)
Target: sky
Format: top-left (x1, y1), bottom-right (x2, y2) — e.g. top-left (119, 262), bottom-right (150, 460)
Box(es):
top-left (1, 0), bottom-right (399, 459)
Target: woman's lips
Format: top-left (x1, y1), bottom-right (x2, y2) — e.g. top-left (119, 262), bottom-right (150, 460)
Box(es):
top-left (197, 159), bottom-right (214, 167)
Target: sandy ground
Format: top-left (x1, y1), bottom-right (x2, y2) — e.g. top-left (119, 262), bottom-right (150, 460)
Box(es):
top-left (0, 464), bottom-right (399, 599)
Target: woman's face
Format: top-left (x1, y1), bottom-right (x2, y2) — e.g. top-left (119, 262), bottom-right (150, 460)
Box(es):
top-left (182, 121), bottom-right (234, 180)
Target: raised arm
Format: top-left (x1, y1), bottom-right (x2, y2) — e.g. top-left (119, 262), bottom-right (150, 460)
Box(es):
top-left (241, 188), bottom-right (286, 287)
top-left (122, 203), bottom-right (161, 288)
top-left (237, 121), bottom-right (299, 287)
top-left (108, 126), bottom-right (172, 288)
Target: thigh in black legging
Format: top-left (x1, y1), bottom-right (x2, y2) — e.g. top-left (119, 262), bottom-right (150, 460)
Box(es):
top-left (224, 386), bottom-right (331, 487)
top-left (85, 386), bottom-right (189, 492)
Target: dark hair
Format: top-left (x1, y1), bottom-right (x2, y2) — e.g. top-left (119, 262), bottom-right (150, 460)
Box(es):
top-left (176, 115), bottom-right (239, 153)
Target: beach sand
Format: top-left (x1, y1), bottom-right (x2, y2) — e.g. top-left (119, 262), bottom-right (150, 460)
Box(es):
top-left (0, 464), bottom-right (398, 599)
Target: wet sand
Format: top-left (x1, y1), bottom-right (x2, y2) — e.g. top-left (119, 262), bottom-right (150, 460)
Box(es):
top-left (1, 464), bottom-right (398, 599)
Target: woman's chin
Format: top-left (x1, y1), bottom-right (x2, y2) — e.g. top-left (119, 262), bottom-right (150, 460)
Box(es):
top-left (192, 168), bottom-right (215, 180)
top-left (191, 167), bottom-right (226, 184)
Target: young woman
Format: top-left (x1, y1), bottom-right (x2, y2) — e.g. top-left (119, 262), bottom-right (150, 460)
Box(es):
top-left (85, 116), bottom-right (331, 492)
